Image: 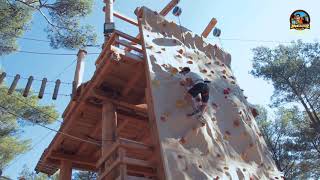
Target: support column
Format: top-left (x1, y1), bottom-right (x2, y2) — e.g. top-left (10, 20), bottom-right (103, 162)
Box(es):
top-left (74, 49), bottom-right (87, 88)
top-left (104, 0), bottom-right (114, 42)
top-left (59, 160), bottom-right (72, 180)
top-left (100, 102), bottom-right (117, 179)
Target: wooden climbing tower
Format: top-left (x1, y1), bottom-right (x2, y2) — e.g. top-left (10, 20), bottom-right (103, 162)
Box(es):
top-left (35, 1), bottom-right (180, 180)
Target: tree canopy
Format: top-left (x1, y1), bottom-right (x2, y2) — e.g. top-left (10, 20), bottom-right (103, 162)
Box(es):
top-left (0, 85), bottom-right (58, 170)
top-left (0, 0), bottom-right (97, 55)
top-left (256, 106), bottom-right (320, 179)
top-left (251, 41), bottom-right (320, 130)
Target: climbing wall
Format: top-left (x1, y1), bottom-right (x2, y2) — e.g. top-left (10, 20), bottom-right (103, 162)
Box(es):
top-left (139, 7), bottom-right (283, 180)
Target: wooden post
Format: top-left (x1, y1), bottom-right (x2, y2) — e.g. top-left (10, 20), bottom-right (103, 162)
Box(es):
top-left (160, 0), bottom-right (180, 16)
top-left (23, 76), bottom-right (33, 97)
top-left (119, 148), bottom-right (127, 180)
top-left (104, 0), bottom-right (114, 42)
top-left (74, 49), bottom-right (87, 88)
top-left (0, 72), bottom-right (6, 85)
top-left (8, 74), bottom-right (20, 95)
top-left (38, 78), bottom-right (47, 99)
top-left (201, 18), bottom-right (218, 38)
top-left (100, 102), bottom-right (117, 179)
top-left (52, 79), bottom-right (61, 100)
top-left (59, 160), bottom-right (72, 180)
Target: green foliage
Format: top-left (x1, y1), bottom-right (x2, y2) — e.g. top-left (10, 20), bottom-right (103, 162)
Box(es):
top-left (256, 106), bottom-right (320, 179)
top-left (0, 85), bottom-right (58, 170)
top-left (19, 165), bottom-right (59, 180)
top-left (73, 171), bottom-right (97, 180)
top-left (0, 0), bottom-right (96, 55)
top-left (251, 40), bottom-right (320, 129)
top-left (0, 0), bottom-right (33, 55)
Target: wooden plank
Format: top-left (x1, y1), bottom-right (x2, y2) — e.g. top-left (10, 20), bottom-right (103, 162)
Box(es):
top-left (119, 138), bottom-right (153, 151)
top-left (115, 39), bottom-right (143, 53)
top-left (160, 0), bottom-right (180, 16)
top-left (138, 15), bottom-right (167, 180)
top-left (98, 159), bottom-right (120, 180)
top-left (50, 152), bottom-right (95, 166)
top-left (114, 11), bottom-right (138, 26)
top-left (118, 148), bottom-right (127, 180)
top-left (123, 157), bottom-right (155, 168)
top-left (201, 18), bottom-right (217, 38)
top-left (96, 141), bottom-right (120, 168)
top-left (114, 30), bottom-right (141, 44)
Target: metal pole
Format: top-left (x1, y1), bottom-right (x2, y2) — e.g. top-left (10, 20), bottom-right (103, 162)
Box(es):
top-left (104, 0), bottom-right (115, 43)
top-left (74, 49), bottom-right (87, 88)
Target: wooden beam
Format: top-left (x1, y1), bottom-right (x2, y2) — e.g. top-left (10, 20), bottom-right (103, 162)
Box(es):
top-left (115, 39), bottom-right (142, 53)
top-left (98, 159), bottom-right (120, 180)
top-left (114, 11), bottom-right (138, 26)
top-left (160, 0), bottom-right (180, 16)
top-left (51, 152), bottom-right (95, 167)
top-left (119, 148), bottom-right (127, 180)
top-left (59, 160), bottom-right (72, 180)
top-left (201, 18), bottom-right (217, 38)
top-left (123, 157), bottom-right (155, 168)
top-left (119, 138), bottom-right (153, 151)
top-left (96, 141), bottom-right (120, 168)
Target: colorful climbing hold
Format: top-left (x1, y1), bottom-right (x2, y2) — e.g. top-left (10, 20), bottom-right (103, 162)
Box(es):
top-left (176, 99), bottom-right (187, 108)
top-left (187, 60), bottom-right (193, 64)
top-left (225, 131), bottom-right (231, 136)
top-left (201, 69), bottom-right (207, 73)
top-left (179, 137), bottom-right (186, 144)
top-left (160, 116), bottom-right (167, 122)
top-left (177, 49), bottom-right (184, 55)
top-left (223, 88), bottom-right (230, 95)
top-left (198, 165), bottom-right (202, 168)
top-left (210, 70), bottom-right (215, 74)
top-left (222, 70), bottom-right (227, 74)
top-left (233, 120), bottom-right (240, 127)
top-left (161, 47), bottom-right (166, 51)
top-left (177, 154), bottom-right (183, 159)
top-left (170, 67), bottom-right (179, 75)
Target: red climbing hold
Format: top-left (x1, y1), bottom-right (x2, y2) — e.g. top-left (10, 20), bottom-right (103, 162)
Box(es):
top-left (223, 88), bottom-right (231, 95)
top-left (215, 176), bottom-right (219, 180)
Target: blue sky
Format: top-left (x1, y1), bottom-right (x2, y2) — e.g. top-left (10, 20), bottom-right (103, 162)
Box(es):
top-left (2, 0), bottom-right (319, 178)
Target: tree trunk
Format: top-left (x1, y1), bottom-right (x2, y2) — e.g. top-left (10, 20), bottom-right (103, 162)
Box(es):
top-left (304, 94), bottom-right (320, 124)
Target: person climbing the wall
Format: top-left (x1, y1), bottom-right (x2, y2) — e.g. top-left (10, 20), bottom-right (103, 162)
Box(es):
top-left (179, 67), bottom-right (210, 117)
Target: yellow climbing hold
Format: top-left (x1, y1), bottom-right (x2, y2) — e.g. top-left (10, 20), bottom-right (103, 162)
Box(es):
top-left (176, 99), bottom-right (187, 108)
top-left (170, 67), bottom-right (179, 75)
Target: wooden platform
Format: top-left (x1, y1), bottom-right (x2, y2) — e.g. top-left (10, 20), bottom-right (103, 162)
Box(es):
top-left (35, 29), bottom-right (158, 179)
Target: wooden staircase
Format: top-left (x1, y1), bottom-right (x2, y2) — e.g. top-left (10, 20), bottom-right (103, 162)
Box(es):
top-left (97, 138), bottom-right (157, 180)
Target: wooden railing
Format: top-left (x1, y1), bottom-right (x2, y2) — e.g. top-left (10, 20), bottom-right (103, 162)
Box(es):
top-left (97, 138), bottom-right (155, 180)
top-left (95, 30), bottom-right (144, 66)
